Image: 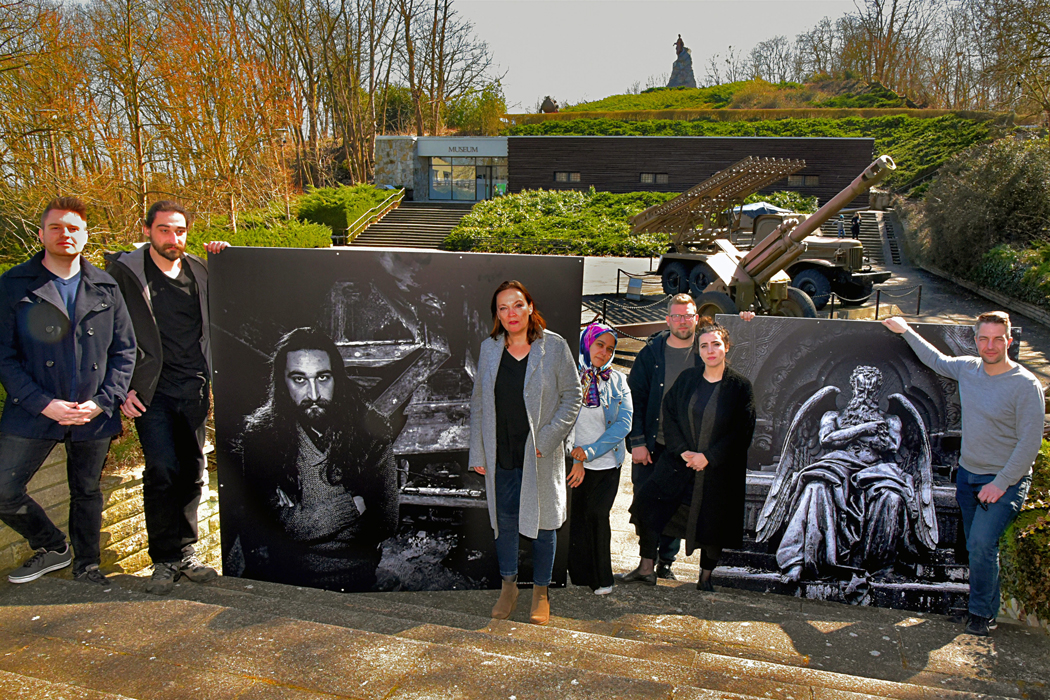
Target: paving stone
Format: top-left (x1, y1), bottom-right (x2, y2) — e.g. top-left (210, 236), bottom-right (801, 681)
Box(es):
top-left (0, 668), bottom-right (134, 700)
top-left (234, 683), bottom-right (349, 699)
top-left (390, 642), bottom-right (675, 700)
top-left (484, 618), bottom-right (697, 667)
top-left (0, 635), bottom-right (252, 699)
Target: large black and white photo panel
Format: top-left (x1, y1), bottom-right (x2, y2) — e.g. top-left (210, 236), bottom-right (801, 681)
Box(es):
top-left (209, 248), bottom-right (583, 593)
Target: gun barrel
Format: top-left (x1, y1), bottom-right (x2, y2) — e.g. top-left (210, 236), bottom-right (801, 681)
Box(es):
top-left (741, 156), bottom-right (895, 279)
top-left (788, 155), bottom-right (896, 244)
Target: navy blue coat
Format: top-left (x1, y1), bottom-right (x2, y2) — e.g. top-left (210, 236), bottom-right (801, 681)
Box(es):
top-left (0, 252), bottom-right (136, 440)
top-left (626, 330), bottom-right (702, 453)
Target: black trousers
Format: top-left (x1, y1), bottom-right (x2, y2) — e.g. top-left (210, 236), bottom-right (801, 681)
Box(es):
top-left (630, 442), bottom-right (681, 563)
top-left (0, 432), bottom-right (111, 573)
top-left (135, 391), bottom-right (209, 564)
top-left (568, 466), bottom-right (621, 590)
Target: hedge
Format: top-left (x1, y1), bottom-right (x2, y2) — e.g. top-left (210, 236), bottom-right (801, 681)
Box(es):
top-left (1001, 440), bottom-right (1050, 623)
top-left (444, 188), bottom-right (674, 257)
top-left (296, 184), bottom-right (394, 234)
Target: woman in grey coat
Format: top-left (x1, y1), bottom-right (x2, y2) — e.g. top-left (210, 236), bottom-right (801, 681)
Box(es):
top-left (469, 280), bottom-right (582, 625)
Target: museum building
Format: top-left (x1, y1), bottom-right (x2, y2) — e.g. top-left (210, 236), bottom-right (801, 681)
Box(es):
top-left (374, 135), bottom-right (877, 206)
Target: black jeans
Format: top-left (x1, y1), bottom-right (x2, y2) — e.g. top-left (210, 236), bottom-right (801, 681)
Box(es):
top-left (631, 442), bottom-right (681, 563)
top-left (135, 391), bottom-right (209, 564)
top-left (0, 431), bottom-right (111, 573)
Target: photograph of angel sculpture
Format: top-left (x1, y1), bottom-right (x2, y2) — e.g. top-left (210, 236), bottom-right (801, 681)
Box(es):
top-left (756, 364), bottom-right (938, 583)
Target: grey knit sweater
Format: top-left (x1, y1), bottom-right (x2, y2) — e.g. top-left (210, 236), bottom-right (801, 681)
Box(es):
top-left (902, 329), bottom-right (1045, 491)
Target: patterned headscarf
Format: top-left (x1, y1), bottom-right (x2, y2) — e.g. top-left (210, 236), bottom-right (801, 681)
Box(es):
top-left (579, 323), bottom-right (618, 408)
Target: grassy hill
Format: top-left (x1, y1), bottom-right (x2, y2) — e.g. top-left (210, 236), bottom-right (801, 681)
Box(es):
top-left (563, 79), bottom-right (912, 112)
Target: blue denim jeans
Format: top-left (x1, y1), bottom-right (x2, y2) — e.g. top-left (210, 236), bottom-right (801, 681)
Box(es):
top-left (956, 467), bottom-right (1031, 619)
top-left (0, 432), bottom-right (111, 574)
top-left (494, 466), bottom-right (556, 587)
top-left (135, 392), bottom-right (209, 564)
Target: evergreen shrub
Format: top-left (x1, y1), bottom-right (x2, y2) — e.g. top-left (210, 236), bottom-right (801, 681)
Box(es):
top-left (296, 184), bottom-right (392, 234)
top-left (1001, 439), bottom-right (1050, 623)
top-left (444, 188), bottom-right (674, 257)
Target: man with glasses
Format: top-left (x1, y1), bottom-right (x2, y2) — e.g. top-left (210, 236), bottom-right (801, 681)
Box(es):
top-left (883, 312), bottom-right (1045, 636)
top-left (618, 293), bottom-right (703, 583)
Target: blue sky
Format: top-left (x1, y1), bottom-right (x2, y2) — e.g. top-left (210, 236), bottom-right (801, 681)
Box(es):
top-left (457, 0), bottom-right (857, 111)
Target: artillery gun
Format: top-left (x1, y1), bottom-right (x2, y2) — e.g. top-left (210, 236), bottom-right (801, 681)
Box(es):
top-left (630, 155), bottom-right (896, 317)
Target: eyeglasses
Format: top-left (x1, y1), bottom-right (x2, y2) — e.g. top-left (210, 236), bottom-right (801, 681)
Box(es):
top-left (973, 492), bottom-right (988, 511)
top-left (668, 314), bottom-right (697, 322)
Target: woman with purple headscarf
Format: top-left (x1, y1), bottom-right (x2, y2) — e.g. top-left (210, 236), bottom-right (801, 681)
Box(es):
top-left (567, 322), bottom-right (633, 594)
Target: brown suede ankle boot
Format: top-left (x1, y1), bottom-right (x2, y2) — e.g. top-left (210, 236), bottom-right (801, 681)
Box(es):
top-left (491, 578), bottom-right (519, 619)
top-left (530, 585), bottom-right (550, 625)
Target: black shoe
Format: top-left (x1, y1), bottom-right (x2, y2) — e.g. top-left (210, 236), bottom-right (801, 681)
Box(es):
top-left (74, 565), bottom-right (117, 590)
top-left (656, 561), bottom-right (677, 580)
top-left (697, 578), bottom-right (715, 592)
top-left (964, 614), bottom-right (997, 637)
top-left (615, 567), bottom-right (657, 585)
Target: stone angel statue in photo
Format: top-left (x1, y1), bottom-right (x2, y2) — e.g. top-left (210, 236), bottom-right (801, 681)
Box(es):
top-left (756, 365), bottom-right (938, 582)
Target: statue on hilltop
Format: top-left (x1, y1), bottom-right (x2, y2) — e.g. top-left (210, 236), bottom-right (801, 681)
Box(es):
top-left (667, 35), bottom-right (696, 89)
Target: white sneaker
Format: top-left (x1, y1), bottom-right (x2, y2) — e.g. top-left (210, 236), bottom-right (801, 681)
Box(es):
top-left (594, 585), bottom-right (613, 595)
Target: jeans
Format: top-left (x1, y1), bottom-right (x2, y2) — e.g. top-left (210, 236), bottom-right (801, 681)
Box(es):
top-left (494, 466), bottom-right (556, 587)
top-left (135, 392), bottom-right (209, 564)
top-left (956, 467), bottom-right (1030, 619)
top-left (0, 431), bottom-right (111, 573)
top-left (631, 442), bottom-right (681, 563)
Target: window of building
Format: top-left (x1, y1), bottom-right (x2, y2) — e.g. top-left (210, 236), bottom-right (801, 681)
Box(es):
top-left (640, 173), bottom-right (669, 184)
top-left (788, 174), bottom-right (820, 187)
top-left (554, 171), bottom-right (580, 183)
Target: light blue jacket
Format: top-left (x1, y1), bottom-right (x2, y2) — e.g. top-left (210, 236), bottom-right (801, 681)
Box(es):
top-left (574, 367), bottom-right (632, 468)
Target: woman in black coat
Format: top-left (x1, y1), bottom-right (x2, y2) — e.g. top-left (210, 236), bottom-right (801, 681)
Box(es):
top-left (628, 316), bottom-right (756, 591)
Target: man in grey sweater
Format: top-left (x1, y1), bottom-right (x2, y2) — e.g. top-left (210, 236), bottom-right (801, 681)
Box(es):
top-left (883, 312), bottom-right (1045, 636)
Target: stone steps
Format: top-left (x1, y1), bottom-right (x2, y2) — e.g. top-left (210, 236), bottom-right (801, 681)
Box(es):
top-left (351, 202), bottom-right (472, 249)
top-left (0, 573), bottom-right (1046, 698)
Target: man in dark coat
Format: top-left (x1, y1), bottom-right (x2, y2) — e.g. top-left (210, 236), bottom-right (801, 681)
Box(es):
top-left (235, 327), bottom-right (398, 592)
top-left (105, 200), bottom-right (228, 594)
top-left (0, 196), bottom-right (136, 587)
top-left (620, 293), bottom-right (702, 581)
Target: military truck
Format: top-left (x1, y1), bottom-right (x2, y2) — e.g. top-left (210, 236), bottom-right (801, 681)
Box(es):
top-left (631, 155), bottom-right (896, 318)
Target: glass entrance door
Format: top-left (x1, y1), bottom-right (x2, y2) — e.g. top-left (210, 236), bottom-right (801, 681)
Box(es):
top-left (451, 158), bottom-right (476, 201)
top-left (476, 166), bottom-right (492, 200)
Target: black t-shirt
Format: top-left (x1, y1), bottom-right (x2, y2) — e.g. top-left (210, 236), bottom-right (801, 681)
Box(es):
top-left (145, 252), bottom-right (208, 400)
top-left (494, 348), bottom-right (530, 470)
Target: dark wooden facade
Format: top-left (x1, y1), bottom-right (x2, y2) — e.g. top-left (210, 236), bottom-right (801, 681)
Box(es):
top-left (507, 136), bottom-right (877, 207)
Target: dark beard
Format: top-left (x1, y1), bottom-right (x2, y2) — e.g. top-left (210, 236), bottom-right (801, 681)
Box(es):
top-left (152, 241), bottom-right (185, 261)
top-left (296, 399), bottom-right (333, 443)
top-left (840, 391), bottom-right (881, 427)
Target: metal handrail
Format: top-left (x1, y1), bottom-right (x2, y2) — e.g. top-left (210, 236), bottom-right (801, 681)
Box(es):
top-left (337, 188), bottom-right (404, 244)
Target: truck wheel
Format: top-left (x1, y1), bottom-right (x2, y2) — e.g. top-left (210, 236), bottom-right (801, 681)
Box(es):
top-left (661, 262), bottom-right (690, 295)
top-left (836, 281), bottom-right (873, 307)
top-left (772, 287), bottom-right (819, 318)
top-left (688, 263), bottom-right (715, 297)
top-left (791, 269), bottom-right (831, 310)
top-left (695, 291), bottom-right (738, 318)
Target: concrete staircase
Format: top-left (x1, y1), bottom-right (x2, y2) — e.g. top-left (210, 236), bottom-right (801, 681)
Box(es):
top-left (820, 212), bottom-right (889, 265)
top-left (0, 571), bottom-right (1047, 699)
top-left (350, 201), bottom-right (474, 249)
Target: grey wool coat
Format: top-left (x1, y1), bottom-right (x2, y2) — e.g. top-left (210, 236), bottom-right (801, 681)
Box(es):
top-left (469, 329), bottom-right (583, 538)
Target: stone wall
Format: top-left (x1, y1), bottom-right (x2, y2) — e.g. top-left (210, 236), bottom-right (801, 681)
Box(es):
top-left (374, 137), bottom-right (417, 192)
top-left (0, 445), bottom-right (221, 577)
